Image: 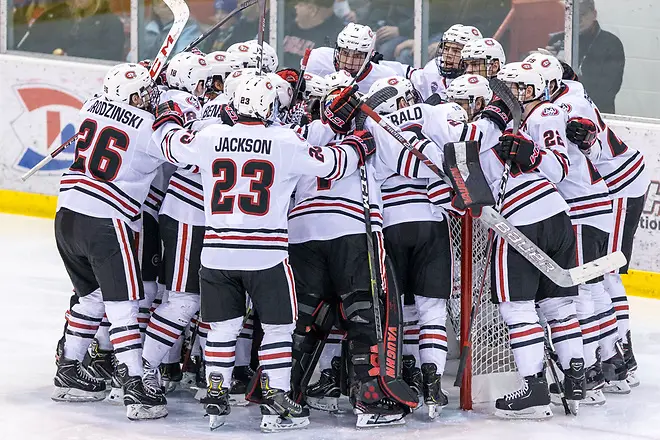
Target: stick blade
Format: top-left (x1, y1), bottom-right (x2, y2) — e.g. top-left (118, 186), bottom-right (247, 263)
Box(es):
top-left (567, 251), bottom-right (627, 286)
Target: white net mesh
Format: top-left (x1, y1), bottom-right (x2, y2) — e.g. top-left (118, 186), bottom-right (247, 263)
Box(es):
top-left (447, 214), bottom-right (518, 405)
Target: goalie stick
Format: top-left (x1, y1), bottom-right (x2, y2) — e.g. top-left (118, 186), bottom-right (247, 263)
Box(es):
top-left (455, 78), bottom-right (523, 386)
top-left (21, 0), bottom-right (190, 181)
top-left (358, 87), bottom-right (627, 288)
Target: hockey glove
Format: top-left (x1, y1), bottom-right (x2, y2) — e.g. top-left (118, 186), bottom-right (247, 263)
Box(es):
top-left (424, 93), bottom-right (444, 106)
top-left (277, 68), bottom-right (303, 89)
top-left (566, 117), bottom-right (597, 151)
top-left (480, 99), bottom-right (512, 131)
top-left (153, 101), bottom-right (184, 130)
top-left (495, 132), bottom-right (542, 173)
top-left (323, 85), bottom-right (361, 134)
top-left (341, 130), bottom-right (376, 167)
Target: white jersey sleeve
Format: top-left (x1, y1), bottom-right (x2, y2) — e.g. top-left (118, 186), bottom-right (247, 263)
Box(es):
top-left (306, 47), bottom-right (337, 77)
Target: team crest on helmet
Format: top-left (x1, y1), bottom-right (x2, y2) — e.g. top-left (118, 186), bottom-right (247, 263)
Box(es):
top-left (388, 78), bottom-right (399, 85)
top-left (468, 76), bottom-right (479, 84)
top-left (541, 59), bottom-right (551, 68)
top-left (304, 73), bottom-right (312, 80)
top-left (125, 71), bottom-right (136, 79)
top-left (238, 44), bottom-right (249, 52)
top-left (232, 71), bottom-right (242, 78)
top-left (485, 39), bottom-right (495, 46)
top-left (265, 81), bottom-right (273, 90)
top-left (199, 58), bottom-right (207, 66)
top-left (215, 54), bottom-right (225, 61)
top-left (522, 63), bottom-right (533, 70)
top-left (471, 28), bottom-right (480, 36)
top-left (368, 30), bottom-right (374, 37)
top-left (541, 106), bottom-right (560, 117)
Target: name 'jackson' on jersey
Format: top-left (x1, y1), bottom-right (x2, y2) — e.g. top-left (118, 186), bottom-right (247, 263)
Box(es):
top-left (152, 120), bottom-right (362, 271)
top-left (57, 96), bottom-right (161, 232)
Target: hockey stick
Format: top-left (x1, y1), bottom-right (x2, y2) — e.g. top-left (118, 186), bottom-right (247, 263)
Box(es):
top-left (255, 0), bottom-right (267, 74)
top-left (454, 78), bottom-right (524, 386)
top-left (181, 311), bottom-right (201, 374)
top-left (22, 0), bottom-right (189, 181)
top-left (287, 48), bottom-right (312, 120)
top-left (544, 328), bottom-right (572, 415)
top-left (358, 92), bottom-right (627, 287)
top-left (20, 133), bottom-right (79, 181)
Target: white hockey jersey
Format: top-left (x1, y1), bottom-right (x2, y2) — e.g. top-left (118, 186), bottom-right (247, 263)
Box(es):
top-left (366, 104), bottom-right (569, 227)
top-left (408, 60), bottom-right (451, 101)
top-left (57, 97), bottom-right (162, 231)
top-left (288, 121), bottom-right (383, 244)
top-left (560, 80), bottom-right (649, 199)
top-left (537, 90), bottom-right (613, 232)
top-left (305, 47), bottom-right (399, 93)
top-left (143, 163), bottom-right (176, 221)
top-left (158, 89), bottom-right (205, 226)
top-left (152, 120), bottom-right (361, 271)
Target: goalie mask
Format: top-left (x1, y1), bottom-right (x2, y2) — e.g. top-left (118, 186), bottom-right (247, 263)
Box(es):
top-left (103, 63), bottom-right (158, 111)
top-left (460, 38), bottom-right (506, 79)
top-left (334, 23), bottom-right (375, 76)
top-left (497, 62), bottom-right (545, 104)
top-left (365, 76), bottom-right (421, 115)
top-left (435, 24), bottom-right (482, 79)
top-left (446, 74), bottom-right (493, 121)
top-left (167, 52), bottom-right (212, 97)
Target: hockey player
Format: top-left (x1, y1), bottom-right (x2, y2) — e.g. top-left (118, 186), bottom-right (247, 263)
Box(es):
top-left (305, 23), bottom-right (399, 93)
top-left (150, 75), bottom-right (376, 432)
top-left (366, 76), bottom-right (467, 419)
top-left (527, 53), bottom-right (643, 392)
top-left (141, 51), bottom-right (210, 399)
top-left (53, 63), bottom-right (171, 420)
top-left (205, 51), bottom-right (241, 100)
top-left (460, 38), bottom-right (506, 79)
top-left (227, 40), bottom-right (279, 73)
top-left (362, 66), bottom-right (577, 419)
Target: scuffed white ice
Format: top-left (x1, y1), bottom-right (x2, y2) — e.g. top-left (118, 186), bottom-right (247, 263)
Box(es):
top-left (1, 213), bottom-right (658, 440)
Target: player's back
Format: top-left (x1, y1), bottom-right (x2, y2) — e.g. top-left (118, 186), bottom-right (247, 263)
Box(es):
top-left (57, 96), bottom-right (159, 231)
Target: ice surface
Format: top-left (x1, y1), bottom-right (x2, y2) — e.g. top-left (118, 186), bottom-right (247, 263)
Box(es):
top-left (1, 213), bottom-right (659, 440)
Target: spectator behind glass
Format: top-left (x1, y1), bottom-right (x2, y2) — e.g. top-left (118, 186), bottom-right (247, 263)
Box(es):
top-left (208, 0), bottom-right (240, 51)
top-left (547, 0), bottom-right (624, 113)
top-left (281, 0), bottom-right (345, 68)
top-left (13, 0), bottom-right (71, 54)
top-left (363, 0), bottom-right (414, 61)
top-left (138, 0), bottom-right (201, 61)
top-left (13, 0), bottom-right (125, 60)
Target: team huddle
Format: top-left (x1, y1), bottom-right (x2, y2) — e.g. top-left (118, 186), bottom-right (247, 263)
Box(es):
top-left (50, 20), bottom-right (648, 432)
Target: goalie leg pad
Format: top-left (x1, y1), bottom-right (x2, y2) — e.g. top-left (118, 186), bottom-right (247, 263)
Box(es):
top-left (443, 140), bottom-right (495, 212)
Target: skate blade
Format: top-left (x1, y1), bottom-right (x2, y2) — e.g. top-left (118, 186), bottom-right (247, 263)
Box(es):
top-left (626, 372), bottom-right (640, 388)
top-left (180, 372), bottom-right (197, 389)
top-left (162, 380), bottom-right (179, 394)
top-left (207, 414), bottom-right (227, 430)
top-left (106, 387), bottom-right (124, 405)
top-left (260, 414), bottom-right (310, 433)
top-left (568, 400), bottom-right (579, 416)
top-left (229, 393), bottom-right (250, 407)
top-left (582, 390), bottom-right (606, 406)
top-left (51, 387), bottom-right (106, 403)
top-left (193, 387), bottom-right (206, 401)
top-left (603, 381), bottom-right (631, 394)
top-left (494, 405), bottom-right (553, 420)
top-left (305, 396), bottom-right (339, 413)
top-left (126, 404), bottom-right (168, 420)
top-left (356, 412), bottom-right (407, 428)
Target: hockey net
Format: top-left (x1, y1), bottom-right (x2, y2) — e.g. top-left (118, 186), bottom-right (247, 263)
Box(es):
top-left (447, 213), bottom-right (519, 410)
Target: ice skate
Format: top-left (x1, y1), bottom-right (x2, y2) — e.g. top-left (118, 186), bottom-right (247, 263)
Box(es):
top-left (352, 378), bottom-right (408, 428)
top-left (602, 353), bottom-right (631, 394)
top-left (259, 373), bottom-right (310, 433)
top-left (117, 363), bottom-right (168, 420)
top-left (583, 362), bottom-right (606, 406)
top-left (402, 355), bottom-right (423, 410)
top-left (181, 355), bottom-right (201, 389)
top-left (421, 363), bottom-right (448, 419)
top-left (52, 357), bottom-right (106, 402)
top-left (160, 362), bottom-right (182, 394)
top-left (143, 360), bottom-right (164, 393)
top-left (494, 373), bottom-right (553, 420)
top-left (623, 330), bottom-right (640, 388)
top-left (563, 357), bottom-right (585, 415)
top-left (304, 356), bottom-right (341, 412)
top-left (229, 365), bottom-right (254, 406)
top-left (201, 372), bottom-right (231, 430)
top-left (82, 339), bottom-right (114, 385)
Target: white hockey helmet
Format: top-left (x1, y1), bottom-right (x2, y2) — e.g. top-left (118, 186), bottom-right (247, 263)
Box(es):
top-left (334, 23), bottom-right (376, 75)
top-left (227, 40), bottom-right (279, 73)
top-left (366, 76), bottom-right (421, 115)
top-left (223, 68), bottom-right (259, 100)
top-left (103, 63), bottom-right (156, 109)
top-left (523, 53), bottom-right (564, 97)
top-left (497, 62), bottom-right (546, 103)
top-left (206, 51), bottom-right (241, 79)
top-left (267, 72), bottom-right (294, 109)
top-left (436, 24), bottom-right (483, 79)
top-left (446, 74), bottom-right (493, 120)
top-left (444, 102), bottom-right (469, 123)
top-left (325, 70), bottom-right (354, 90)
top-left (232, 75), bottom-right (278, 121)
top-left (302, 72), bottom-right (329, 99)
top-left (167, 52), bottom-right (211, 96)
top-left (461, 38), bottom-right (506, 78)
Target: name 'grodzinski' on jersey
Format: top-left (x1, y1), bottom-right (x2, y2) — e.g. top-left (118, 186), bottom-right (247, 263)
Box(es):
top-left (87, 100), bottom-right (145, 129)
top-left (215, 137), bottom-right (272, 155)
